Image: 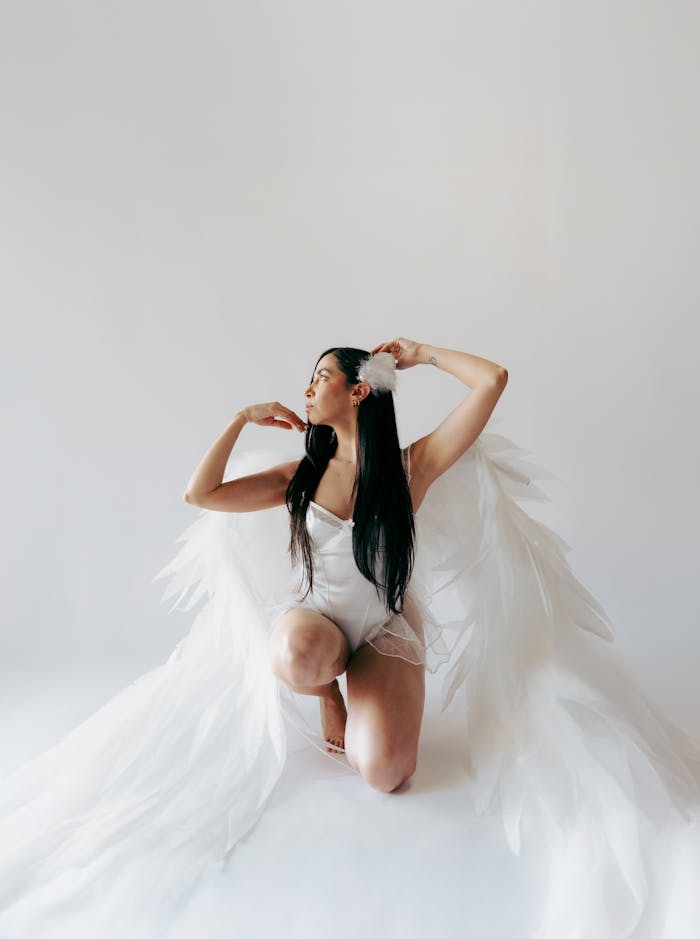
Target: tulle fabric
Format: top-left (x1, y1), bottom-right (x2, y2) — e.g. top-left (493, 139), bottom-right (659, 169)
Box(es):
top-left (411, 434), bottom-right (700, 937)
top-left (0, 528), bottom-right (287, 938)
top-left (0, 432), bottom-right (699, 938)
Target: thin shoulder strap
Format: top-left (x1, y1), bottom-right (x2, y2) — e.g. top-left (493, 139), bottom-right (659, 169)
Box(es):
top-left (402, 444), bottom-right (412, 483)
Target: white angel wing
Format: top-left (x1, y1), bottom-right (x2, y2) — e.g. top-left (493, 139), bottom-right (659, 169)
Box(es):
top-left (0, 448), bottom-right (300, 938)
top-left (414, 431), bottom-right (700, 937)
top-left (153, 448), bottom-right (301, 618)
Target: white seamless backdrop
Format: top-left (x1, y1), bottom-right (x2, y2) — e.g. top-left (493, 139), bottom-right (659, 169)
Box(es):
top-left (2, 0), bottom-right (699, 747)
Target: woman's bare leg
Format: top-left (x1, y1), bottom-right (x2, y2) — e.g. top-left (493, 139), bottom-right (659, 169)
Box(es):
top-left (269, 608), bottom-right (351, 751)
top-left (344, 645), bottom-right (425, 793)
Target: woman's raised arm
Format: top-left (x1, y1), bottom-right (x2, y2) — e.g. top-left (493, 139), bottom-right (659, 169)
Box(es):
top-left (183, 403), bottom-right (307, 513)
top-left (371, 337), bottom-right (508, 490)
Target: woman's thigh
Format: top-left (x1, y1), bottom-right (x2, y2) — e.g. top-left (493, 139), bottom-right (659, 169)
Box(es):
top-left (344, 643), bottom-right (426, 792)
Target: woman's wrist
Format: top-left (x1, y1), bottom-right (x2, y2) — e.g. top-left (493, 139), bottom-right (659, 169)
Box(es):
top-left (418, 343), bottom-right (440, 367)
top-left (417, 345), bottom-right (507, 389)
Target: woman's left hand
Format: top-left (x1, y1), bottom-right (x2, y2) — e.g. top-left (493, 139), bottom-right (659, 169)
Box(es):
top-left (371, 337), bottom-right (424, 370)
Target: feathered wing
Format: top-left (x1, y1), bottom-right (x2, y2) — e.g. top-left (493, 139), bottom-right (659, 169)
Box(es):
top-left (0, 448), bottom-right (298, 939)
top-left (413, 431), bottom-right (700, 938)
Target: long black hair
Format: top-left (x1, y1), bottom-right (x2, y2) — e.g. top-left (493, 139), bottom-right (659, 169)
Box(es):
top-left (286, 347), bottom-right (415, 615)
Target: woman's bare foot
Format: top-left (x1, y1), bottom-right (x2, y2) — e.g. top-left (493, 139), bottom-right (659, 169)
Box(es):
top-left (320, 679), bottom-right (347, 753)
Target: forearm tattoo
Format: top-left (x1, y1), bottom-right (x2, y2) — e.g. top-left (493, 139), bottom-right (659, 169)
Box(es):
top-left (428, 354), bottom-right (439, 367)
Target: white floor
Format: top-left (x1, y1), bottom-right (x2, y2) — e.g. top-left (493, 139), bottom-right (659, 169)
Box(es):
top-left (0, 665), bottom-right (541, 938)
top-left (171, 708), bottom-right (540, 939)
top-left (2, 661), bottom-right (698, 939)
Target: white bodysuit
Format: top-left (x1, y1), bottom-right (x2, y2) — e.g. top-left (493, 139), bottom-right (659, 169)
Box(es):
top-left (295, 499), bottom-right (393, 652)
top-left (281, 446), bottom-right (425, 657)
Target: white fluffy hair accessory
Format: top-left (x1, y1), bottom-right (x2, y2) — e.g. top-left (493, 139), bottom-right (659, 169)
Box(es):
top-left (356, 351), bottom-right (397, 394)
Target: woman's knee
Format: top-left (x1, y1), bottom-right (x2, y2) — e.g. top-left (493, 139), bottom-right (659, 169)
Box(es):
top-left (352, 744), bottom-right (418, 793)
top-left (269, 624), bottom-right (321, 686)
top-left (269, 612), bottom-right (347, 687)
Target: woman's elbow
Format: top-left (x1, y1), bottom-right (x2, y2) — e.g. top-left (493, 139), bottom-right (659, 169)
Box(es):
top-left (493, 367), bottom-right (508, 388)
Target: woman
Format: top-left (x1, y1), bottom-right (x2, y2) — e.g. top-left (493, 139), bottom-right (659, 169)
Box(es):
top-left (2, 336), bottom-right (699, 938)
top-left (182, 337), bottom-right (508, 791)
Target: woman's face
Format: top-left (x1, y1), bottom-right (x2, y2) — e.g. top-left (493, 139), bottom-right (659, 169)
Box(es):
top-left (304, 353), bottom-right (356, 426)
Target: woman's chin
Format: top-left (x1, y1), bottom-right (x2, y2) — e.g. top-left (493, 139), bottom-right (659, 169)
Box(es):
top-left (306, 409), bottom-right (330, 426)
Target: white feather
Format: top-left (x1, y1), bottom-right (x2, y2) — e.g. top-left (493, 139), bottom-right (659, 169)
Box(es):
top-left (356, 351), bottom-right (397, 393)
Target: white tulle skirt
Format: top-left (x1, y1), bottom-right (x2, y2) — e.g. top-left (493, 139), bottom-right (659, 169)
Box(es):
top-left (1, 432), bottom-right (699, 938)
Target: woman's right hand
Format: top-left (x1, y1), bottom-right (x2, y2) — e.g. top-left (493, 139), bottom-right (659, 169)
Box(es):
top-left (240, 402), bottom-right (308, 432)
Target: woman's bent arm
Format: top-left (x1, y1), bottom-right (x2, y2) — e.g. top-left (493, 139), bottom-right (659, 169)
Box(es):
top-left (372, 338), bottom-right (508, 490)
top-left (412, 342), bottom-right (507, 481)
top-left (184, 403), bottom-right (306, 513)
top-left (417, 343), bottom-right (506, 389)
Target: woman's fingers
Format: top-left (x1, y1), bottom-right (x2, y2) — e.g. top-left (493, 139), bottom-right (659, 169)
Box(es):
top-left (279, 406), bottom-right (308, 431)
top-left (259, 417), bottom-right (293, 429)
top-left (371, 338), bottom-right (416, 368)
top-left (245, 402), bottom-right (307, 431)
top-left (370, 340), bottom-right (398, 356)
top-left (271, 405), bottom-right (307, 431)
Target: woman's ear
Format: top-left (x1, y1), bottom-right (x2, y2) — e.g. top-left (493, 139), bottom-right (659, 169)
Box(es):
top-left (353, 381), bottom-right (371, 404)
